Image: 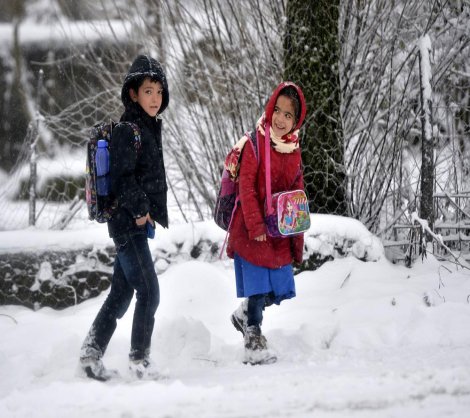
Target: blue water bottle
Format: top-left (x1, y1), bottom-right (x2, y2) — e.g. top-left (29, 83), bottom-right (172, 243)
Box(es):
top-left (96, 139), bottom-right (110, 196)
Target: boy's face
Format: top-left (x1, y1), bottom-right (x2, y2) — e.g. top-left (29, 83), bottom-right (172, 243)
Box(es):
top-left (272, 95), bottom-right (296, 137)
top-left (129, 78), bottom-right (163, 117)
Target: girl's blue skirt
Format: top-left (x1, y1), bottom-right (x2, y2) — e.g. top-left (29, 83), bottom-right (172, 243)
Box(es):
top-left (234, 253), bottom-right (296, 304)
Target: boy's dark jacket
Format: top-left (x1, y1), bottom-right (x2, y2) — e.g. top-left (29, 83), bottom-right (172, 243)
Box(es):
top-left (107, 55), bottom-right (169, 238)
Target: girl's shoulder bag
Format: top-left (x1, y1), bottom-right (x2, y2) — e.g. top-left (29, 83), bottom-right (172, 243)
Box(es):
top-left (263, 125), bottom-right (310, 238)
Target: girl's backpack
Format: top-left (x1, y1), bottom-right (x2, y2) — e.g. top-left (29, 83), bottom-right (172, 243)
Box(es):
top-left (85, 121), bottom-right (141, 223)
top-left (214, 130), bottom-right (259, 231)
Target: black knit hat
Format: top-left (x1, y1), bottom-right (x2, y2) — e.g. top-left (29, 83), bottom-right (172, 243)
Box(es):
top-left (121, 55), bottom-right (169, 114)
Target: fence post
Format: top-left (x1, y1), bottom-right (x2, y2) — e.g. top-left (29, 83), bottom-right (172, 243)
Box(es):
top-left (28, 69), bottom-right (44, 227)
top-left (28, 134), bottom-right (37, 226)
top-left (418, 35), bottom-right (434, 231)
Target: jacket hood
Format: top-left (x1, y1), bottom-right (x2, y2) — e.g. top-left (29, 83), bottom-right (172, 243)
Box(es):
top-left (264, 81), bottom-right (307, 131)
top-left (121, 55), bottom-right (169, 114)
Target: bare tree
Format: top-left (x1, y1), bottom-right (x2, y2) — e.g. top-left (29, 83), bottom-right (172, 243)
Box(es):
top-left (339, 0), bottom-right (470, 234)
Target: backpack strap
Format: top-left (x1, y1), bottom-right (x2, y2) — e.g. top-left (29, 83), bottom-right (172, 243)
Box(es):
top-left (227, 128), bottom-right (259, 218)
top-left (114, 121), bottom-right (142, 153)
top-left (248, 129), bottom-right (259, 162)
top-left (234, 129), bottom-right (259, 213)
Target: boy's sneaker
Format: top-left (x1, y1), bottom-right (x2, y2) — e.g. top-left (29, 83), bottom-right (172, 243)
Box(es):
top-left (243, 325), bottom-right (277, 366)
top-left (80, 357), bottom-right (119, 381)
top-left (231, 299), bottom-right (249, 336)
top-left (129, 358), bottom-right (164, 380)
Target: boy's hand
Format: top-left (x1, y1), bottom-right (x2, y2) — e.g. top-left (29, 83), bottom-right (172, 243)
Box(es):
top-left (136, 213), bottom-right (152, 226)
top-left (254, 234), bottom-right (266, 241)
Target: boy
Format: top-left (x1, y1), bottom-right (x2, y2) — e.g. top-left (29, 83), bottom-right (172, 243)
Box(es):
top-left (80, 55), bottom-right (169, 380)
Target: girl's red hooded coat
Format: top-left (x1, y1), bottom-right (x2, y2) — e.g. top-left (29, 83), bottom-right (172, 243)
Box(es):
top-left (227, 82), bottom-right (307, 268)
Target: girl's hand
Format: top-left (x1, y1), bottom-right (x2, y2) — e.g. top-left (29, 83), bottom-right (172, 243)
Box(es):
top-left (254, 234), bottom-right (266, 241)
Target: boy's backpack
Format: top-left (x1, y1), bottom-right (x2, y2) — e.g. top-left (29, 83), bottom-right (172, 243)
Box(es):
top-left (214, 130), bottom-right (259, 231)
top-left (85, 121), bottom-right (141, 223)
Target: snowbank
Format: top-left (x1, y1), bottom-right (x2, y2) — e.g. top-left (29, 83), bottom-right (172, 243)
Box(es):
top-left (1, 250), bottom-right (470, 417)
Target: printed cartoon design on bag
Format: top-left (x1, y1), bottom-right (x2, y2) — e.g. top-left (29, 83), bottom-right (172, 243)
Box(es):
top-left (278, 191), bottom-right (310, 235)
top-left (265, 190), bottom-right (310, 237)
top-left (280, 197), bottom-right (297, 233)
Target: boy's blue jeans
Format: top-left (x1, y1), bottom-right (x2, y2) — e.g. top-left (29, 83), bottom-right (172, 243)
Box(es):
top-left (81, 231), bottom-right (159, 361)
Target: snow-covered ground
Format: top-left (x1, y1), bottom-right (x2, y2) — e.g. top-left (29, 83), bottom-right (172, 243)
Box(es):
top-left (1, 217), bottom-right (470, 417)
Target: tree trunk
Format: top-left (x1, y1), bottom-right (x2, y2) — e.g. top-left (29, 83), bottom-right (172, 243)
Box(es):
top-left (284, 0), bottom-right (347, 215)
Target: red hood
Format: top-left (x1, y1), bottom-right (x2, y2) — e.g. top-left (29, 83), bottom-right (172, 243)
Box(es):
top-left (264, 81), bottom-right (307, 131)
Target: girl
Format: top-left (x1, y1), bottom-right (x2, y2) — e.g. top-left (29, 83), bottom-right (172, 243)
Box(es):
top-left (227, 81), bottom-right (307, 365)
top-left (79, 55), bottom-right (169, 380)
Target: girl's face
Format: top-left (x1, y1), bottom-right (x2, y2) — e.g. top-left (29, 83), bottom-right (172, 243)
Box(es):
top-left (130, 78), bottom-right (163, 117)
top-left (272, 95), bottom-right (296, 137)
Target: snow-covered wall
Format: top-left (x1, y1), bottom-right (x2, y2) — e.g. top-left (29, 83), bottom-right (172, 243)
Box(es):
top-left (0, 216), bottom-right (383, 310)
top-left (0, 246), bottom-right (114, 310)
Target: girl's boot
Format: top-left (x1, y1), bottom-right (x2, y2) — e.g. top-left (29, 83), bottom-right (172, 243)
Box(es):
top-left (243, 325), bottom-right (277, 365)
top-left (230, 298), bottom-right (249, 336)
